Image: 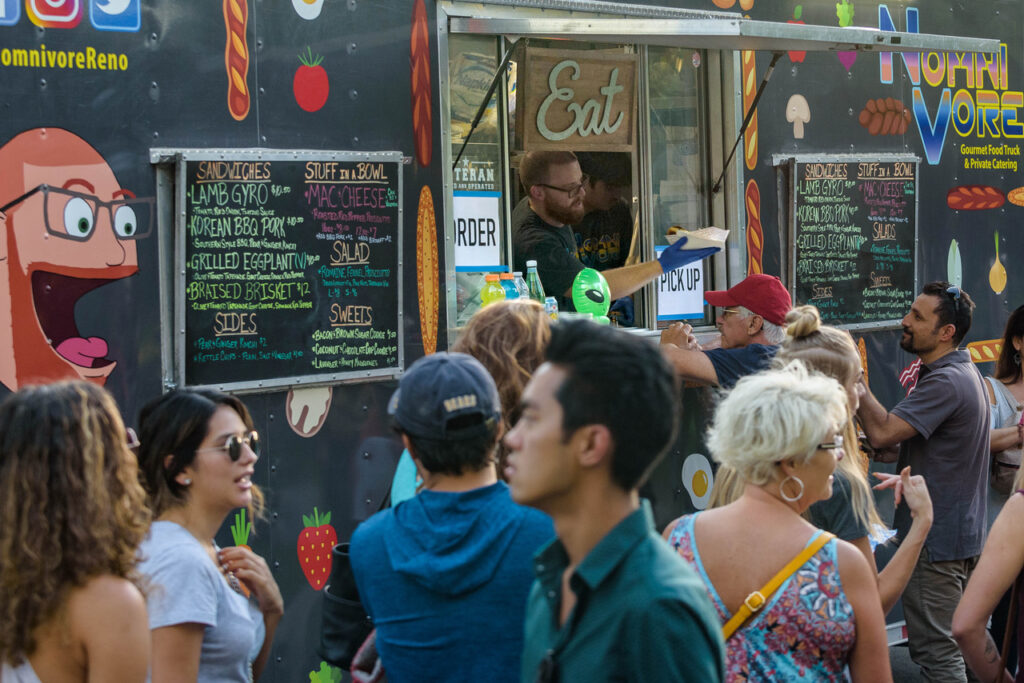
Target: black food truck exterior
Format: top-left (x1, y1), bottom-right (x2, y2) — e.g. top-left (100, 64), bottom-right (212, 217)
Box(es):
top-left (0, 0), bottom-right (1013, 677)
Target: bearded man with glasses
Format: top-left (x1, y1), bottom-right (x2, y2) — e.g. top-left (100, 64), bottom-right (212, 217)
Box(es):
top-left (856, 281), bottom-right (990, 683)
top-left (512, 151), bottom-right (717, 313)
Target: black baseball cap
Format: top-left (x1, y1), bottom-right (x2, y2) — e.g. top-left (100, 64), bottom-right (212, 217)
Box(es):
top-left (388, 352), bottom-right (501, 440)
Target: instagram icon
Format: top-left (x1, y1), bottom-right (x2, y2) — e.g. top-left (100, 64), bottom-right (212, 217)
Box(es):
top-left (27, 0), bottom-right (83, 28)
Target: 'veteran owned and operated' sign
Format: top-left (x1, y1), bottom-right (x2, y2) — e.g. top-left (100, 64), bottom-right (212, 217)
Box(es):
top-left (517, 47), bottom-right (637, 153)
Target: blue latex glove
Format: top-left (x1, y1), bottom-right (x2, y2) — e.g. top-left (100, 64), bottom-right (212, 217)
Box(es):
top-left (657, 237), bottom-right (721, 273)
top-left (608, 297), bottom-right (635, 327)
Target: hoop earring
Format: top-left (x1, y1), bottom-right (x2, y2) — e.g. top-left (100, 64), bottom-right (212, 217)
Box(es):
top-left (779, 475), bottom-right (804, 503)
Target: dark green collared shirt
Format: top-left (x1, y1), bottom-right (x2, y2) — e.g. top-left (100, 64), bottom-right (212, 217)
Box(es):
top-left (521, 501), bottom-right (724, 683)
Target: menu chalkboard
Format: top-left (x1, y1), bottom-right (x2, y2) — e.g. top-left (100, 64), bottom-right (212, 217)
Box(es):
top-left (175, 150), bottom-right (403, 391)
top-left (788, 156), bottom-right (918, 329)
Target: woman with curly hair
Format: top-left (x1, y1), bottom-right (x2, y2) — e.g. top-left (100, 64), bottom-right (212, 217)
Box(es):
top-left (136, 389), bottom-right (282, 683)
top-left (0, 381), bottom-right (151, 682)
top-left (452, 299), bottom-right (552, 473)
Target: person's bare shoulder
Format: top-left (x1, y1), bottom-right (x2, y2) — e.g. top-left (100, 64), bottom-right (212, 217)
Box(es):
top-left (68, 574), bottom-right (147, 632)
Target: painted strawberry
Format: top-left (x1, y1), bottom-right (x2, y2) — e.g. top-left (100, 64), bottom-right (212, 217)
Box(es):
top-left (297, 507), bottom-right (337, 590)
top-left (788, 6), bottom-right (806, 63)
top-left (294, 46), bottom-right (329, 112)
top-left (229, 509), bottom-right (252, 597)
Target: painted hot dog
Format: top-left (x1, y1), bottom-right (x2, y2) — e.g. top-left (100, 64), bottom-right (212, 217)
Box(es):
top-left (745, 179), bottom-right (763, 275)
top-left (223, 0), bottom-right (249, 121)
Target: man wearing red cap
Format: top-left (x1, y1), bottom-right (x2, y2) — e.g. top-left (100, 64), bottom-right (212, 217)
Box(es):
top-left (660, 274), bottom-right (792, 388)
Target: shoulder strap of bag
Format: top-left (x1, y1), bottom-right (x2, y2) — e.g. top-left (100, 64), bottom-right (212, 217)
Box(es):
top-left (722, 531), bottom-right (835, 640)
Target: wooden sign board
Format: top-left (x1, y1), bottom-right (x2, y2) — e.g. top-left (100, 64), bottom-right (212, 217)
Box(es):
top-left (518, 48), bottom-right (637, 153)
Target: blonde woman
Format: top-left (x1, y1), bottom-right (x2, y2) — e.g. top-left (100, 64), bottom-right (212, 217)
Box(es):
top-left (664, 362), bottom-right (890, 681)
top-left (709, 306), bottom-right (933, 614)
top-left (136, 389), bottom-right (283, 683)
top-left (0, 382), bottom-right (150, 683)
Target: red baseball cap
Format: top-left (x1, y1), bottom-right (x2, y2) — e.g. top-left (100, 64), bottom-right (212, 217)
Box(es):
top-left (704, 274), bottom-right (792, 326)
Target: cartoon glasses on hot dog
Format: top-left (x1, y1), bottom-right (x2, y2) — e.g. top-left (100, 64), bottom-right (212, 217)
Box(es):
top-left (0, 184), bottom-right (154, 242)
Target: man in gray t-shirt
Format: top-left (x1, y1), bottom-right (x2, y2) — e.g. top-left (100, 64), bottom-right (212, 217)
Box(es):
top-left (857, 282), bottom-right (990, 683)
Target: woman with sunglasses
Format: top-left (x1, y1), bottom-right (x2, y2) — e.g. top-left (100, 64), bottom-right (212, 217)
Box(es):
top-left (664, 362), bottom-right (891, 682)
top-left (0, 381), bottom-right (151, 683)
top-left (136, 389), bottom-right (282, 683)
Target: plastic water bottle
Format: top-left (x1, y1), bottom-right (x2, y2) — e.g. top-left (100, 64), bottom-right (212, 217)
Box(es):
top-left (480, 273), bottom-right (506, 307)
top-left (525, 260), bottom-right (546, 303)
top-left (513, 271), bottom-right (530, 299)
top-left (499, 272), bottom-right (520, 299)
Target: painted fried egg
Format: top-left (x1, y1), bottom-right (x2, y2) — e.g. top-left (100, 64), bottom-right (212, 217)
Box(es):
top-left (681, 453), bottom-right (713, 510)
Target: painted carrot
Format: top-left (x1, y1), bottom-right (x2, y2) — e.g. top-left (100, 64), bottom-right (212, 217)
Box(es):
top-left (229, 509), bottom-right (252, 597)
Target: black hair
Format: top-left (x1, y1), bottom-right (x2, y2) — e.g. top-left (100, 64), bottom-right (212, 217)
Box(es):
top-left (995, 304), bottom-right (1024, 383)
top-left (922, 281), bottom-right (975, 346)
top-left (400, 419), bottom-right (501, 476)
top-left (575, 151), bottom-right (631, 186)
top-left (544, 319), bottom-right (679, 491)
top-left (136, 388), bottom-right (258, 516)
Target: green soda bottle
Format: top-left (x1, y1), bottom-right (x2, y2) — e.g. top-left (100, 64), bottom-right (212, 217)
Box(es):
top-left (525, 260), bottom-right (546, 303)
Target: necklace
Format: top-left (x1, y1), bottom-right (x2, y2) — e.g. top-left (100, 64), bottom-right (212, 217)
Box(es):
top-left (212, 540), bottom-right (245, 595)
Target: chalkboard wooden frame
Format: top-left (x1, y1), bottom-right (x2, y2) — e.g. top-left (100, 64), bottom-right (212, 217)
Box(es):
top-left (164, 148), bottom-right (404, 394)
top-left (780, 153), bottom-right (919, 332)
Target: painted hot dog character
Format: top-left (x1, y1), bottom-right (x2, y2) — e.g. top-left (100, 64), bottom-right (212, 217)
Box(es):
top-left (0, 128), bottom-right (151, 390)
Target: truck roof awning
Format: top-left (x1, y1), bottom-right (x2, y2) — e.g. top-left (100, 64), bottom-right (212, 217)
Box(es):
top-left (448, 14), bottom-right (999, 55)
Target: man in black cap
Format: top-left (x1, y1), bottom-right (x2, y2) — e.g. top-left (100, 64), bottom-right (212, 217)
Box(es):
top-left (571, 152), bottom-right (634, 272)
top-left (349, 352), bottom-right (553, 683)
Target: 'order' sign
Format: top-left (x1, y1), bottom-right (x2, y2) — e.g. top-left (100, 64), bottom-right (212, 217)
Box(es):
top-left (518, 48), bottom-right (637, 153)
top-left (453, 192), bottom-right (502, 271)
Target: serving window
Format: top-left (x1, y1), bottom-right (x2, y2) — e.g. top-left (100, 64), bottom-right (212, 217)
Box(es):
top-left (443, 30), bottom-right (719, 335)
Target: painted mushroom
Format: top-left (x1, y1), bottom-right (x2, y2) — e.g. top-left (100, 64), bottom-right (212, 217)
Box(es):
top-left (786, 94), bottom-right (810, 139)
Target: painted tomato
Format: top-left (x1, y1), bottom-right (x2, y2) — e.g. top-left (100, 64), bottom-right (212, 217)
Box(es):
top-left (294, 47), bottom-right (329, 112)
top-left (788, 6), bottom-right (806, 63)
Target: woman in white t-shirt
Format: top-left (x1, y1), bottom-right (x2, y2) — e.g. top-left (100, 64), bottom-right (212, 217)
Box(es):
top-left (0, 382), bottom-right (150, 683)
top-left (136, 389), bottom-right (283, 683)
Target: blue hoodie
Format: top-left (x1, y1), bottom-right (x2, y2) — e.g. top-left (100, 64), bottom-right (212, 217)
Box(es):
top-left (349, 481), bottom-right (553, 683)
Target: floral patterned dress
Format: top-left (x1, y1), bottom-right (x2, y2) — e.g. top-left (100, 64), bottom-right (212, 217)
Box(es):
top-left (666, 513), bottom-right (857, 681)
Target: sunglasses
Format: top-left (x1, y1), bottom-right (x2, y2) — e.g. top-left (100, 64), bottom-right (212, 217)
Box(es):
top-left (196, 431), bottom-right (260, 462)
top-left (817, 434), bottom-right (844, 453)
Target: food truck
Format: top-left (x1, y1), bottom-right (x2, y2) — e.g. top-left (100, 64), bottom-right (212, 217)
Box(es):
top-left (0, 0), bottom-right (1015, 677)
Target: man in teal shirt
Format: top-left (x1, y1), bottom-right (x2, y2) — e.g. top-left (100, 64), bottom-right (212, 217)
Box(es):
top-left (503, 320), bottom-right (725, 682)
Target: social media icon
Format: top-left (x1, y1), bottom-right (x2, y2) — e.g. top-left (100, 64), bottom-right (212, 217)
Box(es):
top-left (26, 0), bottom-right (82, 28)
top-left (0, 0), bottom-right (20, 26)
top-left (90, 0), bottom-right (140, 32)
